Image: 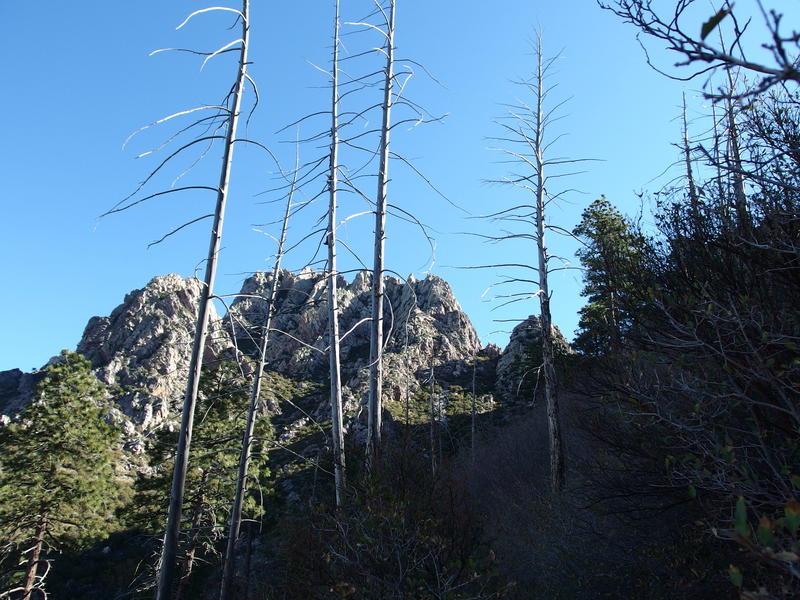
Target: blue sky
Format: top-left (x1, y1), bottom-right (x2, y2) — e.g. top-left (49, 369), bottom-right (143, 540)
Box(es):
top-left (0, 1), bottom-right (775, 371)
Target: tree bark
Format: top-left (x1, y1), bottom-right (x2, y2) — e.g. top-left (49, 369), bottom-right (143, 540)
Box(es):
top-left (327, 0), bottom-right (346, 507)
top-left (21, 512), bottom-right (47, 600)
top-left (155, 3), bottom-right (250, 598)
top-left (367, 0), bottom-right (396, 467)
top-left (429, 360), bottom-right (436, 477)
top-left (532, 40), bottom-right (565, 493)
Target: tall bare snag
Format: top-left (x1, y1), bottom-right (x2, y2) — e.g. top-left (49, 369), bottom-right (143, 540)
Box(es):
top-left (218, 153), bottom-right (297, 600)
top-left (367, 0), bottom-right (396, 463)
top-left (154, 3), bottom-right (250, 598)
top-left (327, 0), bottom-right (347, 507)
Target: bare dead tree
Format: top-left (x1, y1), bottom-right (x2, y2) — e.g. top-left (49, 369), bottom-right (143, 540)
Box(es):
top-left (722, 68), bottom-right (752, 232)
top-left (219, 149), bottom-right (297, 600)
top-left (151, 4), bottom-right (250, 598)
top-left (428, 359), bottom-right (437, 477)
top-left (530, 40), bottom-right (565, 491)
top-left (95, 2), bottom-right (262, 596)
top-left (479, 34), bottom-right (598, 492)
top-left (341, 5), bottom-right (443, 472)
top-left (284, 1), bottom-right (443, 475)
top-left (367, 0), bottom-right (396, 467)
top-left (711, 102), bottom-right (733, 228)
top-left (328, 0), bottom-right (347, 507)
top-left (681, 92), bottom-right (702, 230)
top-left (265, 0), bottom-right (441, 498)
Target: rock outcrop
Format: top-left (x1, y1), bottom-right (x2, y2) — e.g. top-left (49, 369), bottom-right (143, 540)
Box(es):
top-left (228, 270), bottom-right (480, 372)
top-left (76, 274), bottom-right (234, 429)
top-left (226, 269), bottom-right (482, 420)
top-left (494, 315), bottom-right (571, 403)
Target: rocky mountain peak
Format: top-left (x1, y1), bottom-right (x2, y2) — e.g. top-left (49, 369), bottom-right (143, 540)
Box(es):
top-left (76, 274), bottom-right (233, 429)
top-left (226, 269), bottom-right (481, 380)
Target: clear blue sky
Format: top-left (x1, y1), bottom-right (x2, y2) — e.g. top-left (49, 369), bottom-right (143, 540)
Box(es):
top-left (0, 0), bottom-right (777, 371)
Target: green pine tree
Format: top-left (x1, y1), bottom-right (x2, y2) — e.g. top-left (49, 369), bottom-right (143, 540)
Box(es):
top-left (572, 196), bottom-right (648, 356)
top-left (0, 351), bottom-right (121, 600)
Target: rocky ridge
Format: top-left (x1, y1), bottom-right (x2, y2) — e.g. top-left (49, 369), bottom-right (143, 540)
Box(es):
top-left (0, 272), bottom-right (567, 443)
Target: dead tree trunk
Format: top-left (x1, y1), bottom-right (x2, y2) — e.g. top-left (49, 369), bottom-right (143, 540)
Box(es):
top-left (155, 3), bottom-right (250, 598)
top-left (174, 507), bottom-right (204, 600)
top-left (219, 151), bottom-right (296, 600)
top-left (471, 353), bottom-right (477, 467)
top-left (711, 103), bottom-right (732, 229)
top-left (682, 92), bottom-right (701, 231)
top-left (531, 42), bottom-right (566, 493)
top-left (429, 360), bottom-right (436, 477)
top-left (724, 77), bottom-right (750, 233)
top-left (367, 0), bottom-right (396, 467)
top-left (486, 35), bottom-right (578, 492)
top-left (327, 0), bottom-right (346, 507)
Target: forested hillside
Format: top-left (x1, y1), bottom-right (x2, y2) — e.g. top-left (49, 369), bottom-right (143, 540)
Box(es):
top-left (1, 1), bottom-right (799, 599)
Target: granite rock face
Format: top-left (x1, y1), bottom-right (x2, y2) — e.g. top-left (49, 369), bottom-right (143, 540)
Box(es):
top-left (76, 274), bottom-right (234, 430)
top-left (494, 315), bottom-right (571, 403)
top-left (226, 269), bottom-right (483, 429)
top-left (229, 270), bottom-right (481, 369)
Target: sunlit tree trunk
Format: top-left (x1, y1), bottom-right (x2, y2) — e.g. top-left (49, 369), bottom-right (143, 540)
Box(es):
top-left (367, 0), bottom-right (396, 467)
top-left (531, 41), bottom-right (565, 493)
top-left (155, 2), bottom-right (250, 598)
top-left (327, 0), bottom-right (346, 507)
